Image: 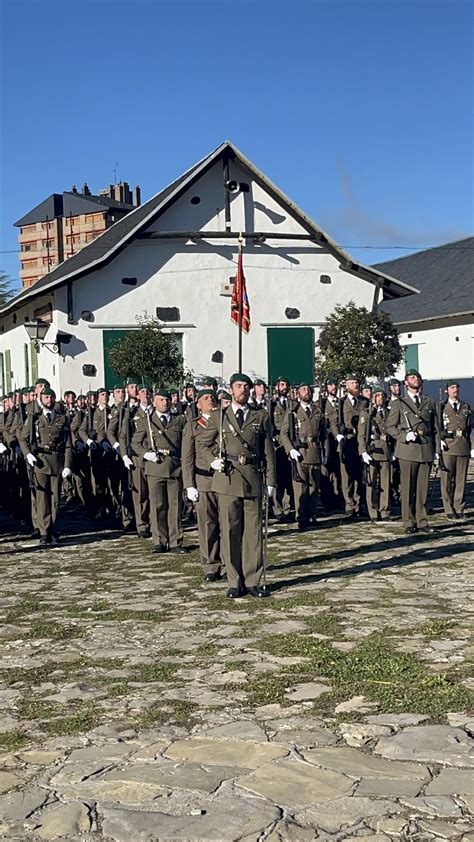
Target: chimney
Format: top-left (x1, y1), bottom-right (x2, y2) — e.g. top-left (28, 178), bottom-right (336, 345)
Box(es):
top-left (133, 186), bottom-right (141, 207)
top-left (109, 184), bottom-right (115, 199)
top-left (82, 182), bottom-right (91, 195)
top-left (71, 185), bottom-right (78, 194)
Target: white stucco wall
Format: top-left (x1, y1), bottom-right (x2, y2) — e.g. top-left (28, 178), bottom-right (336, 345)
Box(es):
top-left (396, 320), bottom-right (474, 403)
top-left (0, 158), bottom-right (381, 394)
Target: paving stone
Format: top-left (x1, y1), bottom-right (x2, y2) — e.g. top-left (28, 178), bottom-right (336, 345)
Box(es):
top-left (285, 681), bottom-right (332, 701)
top-left (374, 726), bottom-right (474, 768)
top-left (418, 819), bottom-right (474, 838)
top-left (27, 802), bottom-right (90, 839)
top-left (128, 741), bottom-right (170, 761)
top-left (237, 756), bottom-right (353, 806)
top-left (426, 770), bottom-right (474, 796)
top-left (198, 720), bottom-right (268, 741)
top-left (163, 737), bottom-right (288, 768)
top-left (43, 683), bottom-right (105, 702)
top-left (61, 779), bottom-right (172, 803)
top-left (399, 797), bottom-right (463, 818)
top-left (301, 746), bottom-right (430, 780)
top-left (335, 695), bottom-right (379, 713)
top-left (64, 743), bottom-right (135, 764)
top-left (98, 760), bottom-right (242, 793)
top-left (265, 819), bottom-right (318, 841)
top-left (338, 722), bottom-right (392, 747)
top-left (459, 796), bottom-right (474, 814)
top-left (0, 786), bottom-right (49, 822)
top-left (295, 796), bottom-right (402, 832)
top-left (270, 727), bottom-right (338, 747)
top-left (16, 750), bottom-right (64, 766)
top-left (0, 771), bottom-right (23, 794)
top-left (100, 795), bottom-right (281, 841)
top-left (366, 713), bottom-right (431, 727)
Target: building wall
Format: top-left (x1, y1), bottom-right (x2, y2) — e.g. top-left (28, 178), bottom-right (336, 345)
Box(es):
top-left (396, 319), bottom-right (474, 403)
top-left (2, 159), bottom-right (381, 394)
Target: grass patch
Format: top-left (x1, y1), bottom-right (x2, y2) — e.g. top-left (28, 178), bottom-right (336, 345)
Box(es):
top-left (43, 705), bottom-right (104, 736)
top-left (93, 609), bottom-right (169, 622)
top-left (137, 700), bottom-right (199, 730)
top-left (25, 620), bottom-right (85, 640)
top-left (253, 632), bottom-right (474, 719)
top-left (133, 663), bottom-right (178, 683)
top-left (421, 619), bottom-right (457, 639)
top-left (0, 730), bottom-right (29, 751)
top-left (5, 597), bottom-right (43, 622)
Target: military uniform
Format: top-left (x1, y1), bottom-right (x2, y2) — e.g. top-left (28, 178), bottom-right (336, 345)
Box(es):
top-left (79, 402), bottom-right (114, 516)
top-left (201, 401), bottom-right (276, 593)
top-left (107, 401), bottom-right (133, 527)
top-left (182, 410), bottom-right (222, 576)
top-left (271, 397), bottom-right (294, 519)
top-left (281, 401), bottom-right (325, 527)
top-left (19, 407), bottom-right (72, 540)
top-left (358, 404), bottom-right (392, 521)
top-left (131, 410), bottom-right (186, 550)
top-left (386, 392), bottom-right (440, 530)
top-left (322, 394), bottom-right (342, 509)
top-left (439, 398), bottom-right (473, 517)
top-left (119, 403), bottom-right (151, 536)
top-left (328, 394), bottom-right (365, 515)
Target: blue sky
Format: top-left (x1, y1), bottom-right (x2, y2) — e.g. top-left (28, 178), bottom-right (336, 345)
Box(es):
top-left (1, 0), bottom-right (472, 290)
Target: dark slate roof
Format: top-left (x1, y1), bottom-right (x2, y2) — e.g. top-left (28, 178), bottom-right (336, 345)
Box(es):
top-left (378, 237), bottom-right (474, 324)
top-left (2, 141), bottom-right (419, 315)
top-left (14, 191), bottom-right (134, 227)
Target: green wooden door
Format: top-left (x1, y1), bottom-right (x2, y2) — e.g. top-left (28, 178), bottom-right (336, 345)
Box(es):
top-left (404, 344), bottom-right (419, 371)
top-left (267, 328), bottom-right (315, 386)
top-left (103, 330), bottom-right (129, 390)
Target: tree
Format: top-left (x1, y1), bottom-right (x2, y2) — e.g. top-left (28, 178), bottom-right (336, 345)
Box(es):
top-left (0, 271), bottom-right (16, 307)
top-left (315, 301), bottom-right (403, 384)
top-left (107, 314), bottom-right (186, 387)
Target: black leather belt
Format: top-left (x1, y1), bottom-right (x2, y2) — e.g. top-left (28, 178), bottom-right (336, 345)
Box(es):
top-left (195, 466), bottom-right (213, 477)
top-left (226, 454), bottom-right (260, 466)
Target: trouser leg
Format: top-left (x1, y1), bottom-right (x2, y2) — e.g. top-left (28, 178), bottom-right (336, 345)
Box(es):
top-left (366, 463), bottom-right (379, 520)
top-left (35, 473), bottom-right (52, 536)
top-left (453, 456), bottom-right (469, 514)
top-left (218, 495), bottom-right (244, 590)
top-left (379, 461), bottom-right (391, 518)
top-left (400, 459), bottom-right (418, 527)
top-left (166, 478), bottom-right (183, 548)
top-left (273, 447), bottom-right (292, 517)
top-left (242, 496), bottom-right (263, 588)
top-left (440, 454), bottom-right (455, 514)
top-left (132, 462), bottom-right (150, 531)
top-left (196, 488), bottom-right (221, 572)
top-left (415, 462), bottom-right (431, 527)
top-left (149, 479), bottom-right (168, 547)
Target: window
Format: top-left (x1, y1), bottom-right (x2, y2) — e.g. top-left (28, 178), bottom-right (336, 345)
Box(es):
top-left (4, 350), bottom-right (12, 393)
top-left (30, 342), bottom-right (38, 383)
top-left (0, 352), bottom-right (4, 395)
top-left (24, 344), bottom-right (29, 386)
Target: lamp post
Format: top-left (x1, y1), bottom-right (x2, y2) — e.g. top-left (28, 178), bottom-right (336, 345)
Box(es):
top-left (24, 320), bottom-right (59, 354)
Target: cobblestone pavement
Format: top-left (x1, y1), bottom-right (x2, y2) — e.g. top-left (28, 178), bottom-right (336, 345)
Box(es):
top-left (0, 472), bottom-right (473, 841)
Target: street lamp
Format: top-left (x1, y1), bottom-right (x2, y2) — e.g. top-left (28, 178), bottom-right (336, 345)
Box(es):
top-left (24, 320), bottom-right (59, 353)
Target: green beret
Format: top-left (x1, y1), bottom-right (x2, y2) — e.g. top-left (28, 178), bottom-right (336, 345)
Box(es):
top-left (185, 382), bottom-right (195, 389)
top-left (7, 392), bottom-right (13, 398)
top-left (325, 372), bottom-right (338, 385)
top-left (297, 381), bottom-right (312, 389)
top-left (388, 378), bottom-right (401, 386)
top-left (345, 373), bottom-right (360, 382)
top-left (77, 394), bottom-right (85, 400)
top-left (405, 368), bottom-right (421, 378)
top-left (42, 388), bottom-right (56, 398)
top-left (35, 378), bottom-right (50, 386)
top-left (127, 376), bottom-right (140, 385)
top-left (21, 387), bottom-right (30, 395)
top-left (87, 390), bottom-right (97, 397)
top-left (138, 382), bottom-right (151, 391)
top-left (372, 386), bottom-right (385, 395)
top-left (275, 375), bottom-right (290, 385)
top-left (230, 372), bottom-right (253, 387)
top-left (154, 388), bottom-right (171, 398)
top-left (202, 377), bottom-right (218, 388)
top-left (254, 378), bottom-right (266, 387)
top-left (64, 390), bottom-right (76, 398)
top-left (362, 383), bottom-right (373, 391)
top-left (196, 389), bottom-right (218, 401)
top-left (113, 383), bottom-right (124, 391)
top-left (170, 387), bottom-right (179, 396)
top-left (220, 390), bottom-right (232, 401)
top-left (446, 380), bottom-right (459, 388)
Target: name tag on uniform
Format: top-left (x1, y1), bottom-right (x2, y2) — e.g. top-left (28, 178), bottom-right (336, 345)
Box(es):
top-left (380, 434), bottom-right (387, 441)
top-left (456, 430), bottom-right (463, 437)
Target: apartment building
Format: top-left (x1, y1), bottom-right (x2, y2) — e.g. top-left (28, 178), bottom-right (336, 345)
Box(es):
top-left (15, 182), bottom-right (141, 288)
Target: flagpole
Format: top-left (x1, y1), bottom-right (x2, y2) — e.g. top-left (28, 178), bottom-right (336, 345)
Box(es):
top-left (238, 232), bottom-right (243, 371)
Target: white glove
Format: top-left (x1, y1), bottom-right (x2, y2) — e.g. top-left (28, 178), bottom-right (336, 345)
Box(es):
top-left (289, 448), bottom-right (301, 461)
top-left (62, 468), bottom-right (72, 479)
top-left (362, 452), bottom-right (373, 464)
top-left (336, 434), bottom-right (344, 443)
top-left (144, 451), bottom-right (158, 462)
top-left (102, 441), bottom-right (112, 452)
top-left (266, 486), bottom-right (275, 497)
top-left (0, 443), bottom-right (7, 454)
top-left (435, 453), bottom-right (439, 461)
top-left (392, 455), bottom-right (397, 462)
top-left (440, 440), bottom-right (448, 451)
top-left (26, 453), bottom-right (37, 467)
top-left (186, 487), bottom-right (199, 502)
top-left (211, 457), bottom-right (224, 472)
top-left (471, 449), bottom-right (474, 458)
top-left (87, 438), bottom-right (97, 450)
top-left (113, 442), bottom-right (121, 451)
top-left (405, 431), bottom-right (417, 442)
top-left (123, 455), bottom-right (133, 470)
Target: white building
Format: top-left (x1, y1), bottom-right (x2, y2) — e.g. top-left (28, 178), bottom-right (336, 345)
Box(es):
top-left (0, 141), bottom-right (418, 394)
top-left (378, 237), bottom-right (474, 404)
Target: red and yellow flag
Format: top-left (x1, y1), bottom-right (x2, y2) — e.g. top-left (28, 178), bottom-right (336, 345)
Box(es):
top-left (230, 240), bottom-right (250, 334)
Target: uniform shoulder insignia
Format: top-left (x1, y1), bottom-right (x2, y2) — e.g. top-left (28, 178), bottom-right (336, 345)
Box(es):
top-left (196, 417), bottom-right (207, 428)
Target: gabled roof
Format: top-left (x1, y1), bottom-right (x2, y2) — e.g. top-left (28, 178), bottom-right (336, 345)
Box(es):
top-left (378, 236), bottom-right (474, 325)
top-left (2, 141), bottom-right (419, 316)
top-left (14, 190), bottom-right (134, 227)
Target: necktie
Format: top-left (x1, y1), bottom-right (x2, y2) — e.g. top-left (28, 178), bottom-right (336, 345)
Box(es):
top-left (378, 408), bottom-right (384, 420)
top-left (160, 415), bottom-right (168, 428)
top-left (453, 401), bottom-right (458, 413)
top-left (414, 395), bottom-right (420, 409)
top-left (351, 397), bottom-right (356, 408)
top-left (281, 399), bottom-right (287, 411)
top-left (46, 412), bottom-right (52, 424)
top-left (235, 408), bottom-right (244, 428)
top-left (305, 406), bottom-right (311, 418)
